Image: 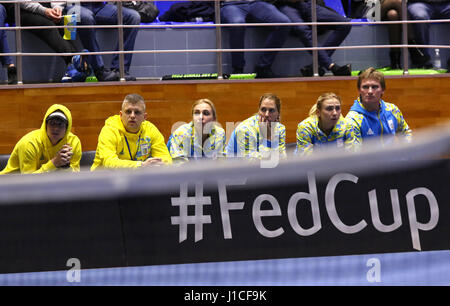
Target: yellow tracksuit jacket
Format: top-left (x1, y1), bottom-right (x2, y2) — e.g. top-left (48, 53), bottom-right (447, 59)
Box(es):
top-left (91, 115), bottom-right (172, 170)
top-left (0, 104), bottom-right (82, 174)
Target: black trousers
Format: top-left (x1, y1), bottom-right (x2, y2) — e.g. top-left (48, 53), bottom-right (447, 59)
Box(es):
top-left (19, 10), bottom-right (78, 64)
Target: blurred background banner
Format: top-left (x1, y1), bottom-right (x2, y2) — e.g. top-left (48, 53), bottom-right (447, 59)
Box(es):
top-left (0, 125), bottom-right (449, 284)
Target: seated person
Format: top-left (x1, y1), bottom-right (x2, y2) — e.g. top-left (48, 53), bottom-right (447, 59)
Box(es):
top-left (346, 67), bottom-right (412, 146)
top-left (220, 0), bottom-right (291, 78)
top-left (296, 92), bottom-right (360, 155)
top-left (52, 1), bottom-right (141, 81)
top-left (168, 99), bottom-right (226, 164)
top-left (0, 104), bottom-right (82, 174)
top-left (0, 3), bottom-right (17, 84)
top-left (4, 1), bottom-right (80, 81)
top-left (226, 93), bottom-right (287, 160)
top-left (91, 93), bottom-right (172, 170)
top-left (276, 0), bottom-right (352, 76)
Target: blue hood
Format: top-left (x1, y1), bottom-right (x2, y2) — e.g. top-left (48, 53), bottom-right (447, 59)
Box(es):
top-left (350, 99), bottom-right (384, 117)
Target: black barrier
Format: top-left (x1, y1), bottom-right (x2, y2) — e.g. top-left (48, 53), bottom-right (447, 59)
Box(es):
top-left (0, 199), bottom-right (126, 274)
top-left (120, 159), bottom-right (450, 267)
top-left (0, 159), bottom-right (449, 274)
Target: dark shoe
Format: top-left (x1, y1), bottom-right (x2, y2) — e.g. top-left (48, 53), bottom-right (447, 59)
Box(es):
top-left (423, 61), bottom-right (433, 69)
top-left (62, 51), bottom-right (92, 82)
top-left (389, 51), bottom-right (401, 70)
top-left (61, 64), bottom-right (75, 82)
top-left (300, 64), bottom-right (325, 77)
top-left (255, 66), bottom-right (278, 78)
top-left (95, 67), bottom-right (119, 82)
top-left (7, 66), bottom-right (17, 85)
top-left (300, 65), bottom-right (312, 77)
top-left (331, 63), bottom-right (352, 76)
top-left (112, 69), bottom-right (136, 81)
top-left (124, 73), bottom-right (136, 81)
top-left (412, 56), bottom-right (432, 69)
top-left (408, 40), bottom-right (431, 68)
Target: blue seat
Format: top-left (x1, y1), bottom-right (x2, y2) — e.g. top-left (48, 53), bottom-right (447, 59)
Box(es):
top-left (0, 154), bottom-right (10, 171)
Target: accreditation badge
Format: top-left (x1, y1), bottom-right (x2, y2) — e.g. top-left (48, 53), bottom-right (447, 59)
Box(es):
top-left (141, 143), bottom-right (149, 156)
top-left (388, 119), bottom-right (394, 131)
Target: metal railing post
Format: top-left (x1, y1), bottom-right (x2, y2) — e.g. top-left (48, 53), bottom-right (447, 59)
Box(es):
top-left (311, 0), bottom-right (319, 77)
top-left (215, 0), bottom-right (223, 79)
top-left (402, 0), bottom-right (409, 75)
top-left (14, 1), bottom-right (23, 85)
top-left (117, 0), bottom-right (125, 82)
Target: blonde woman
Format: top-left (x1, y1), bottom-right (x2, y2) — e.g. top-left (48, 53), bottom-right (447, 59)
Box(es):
top-left (169, 99), bottom-right (226, 163)
top-left (296, 92), bottom-right (360, 156)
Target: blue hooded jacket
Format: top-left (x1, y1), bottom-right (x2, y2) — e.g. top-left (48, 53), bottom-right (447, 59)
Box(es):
top-left (346, 99), bottom-right (412, 144)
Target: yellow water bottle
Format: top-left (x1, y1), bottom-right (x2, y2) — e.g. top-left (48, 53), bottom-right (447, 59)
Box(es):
top-left (63, 14), bottom-right (77, 40)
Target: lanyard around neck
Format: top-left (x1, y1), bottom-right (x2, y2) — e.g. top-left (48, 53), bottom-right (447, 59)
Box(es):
top-left (191, 125), bottom-right (216, 157)
top-left (124, 134), bottom-right (141, 161)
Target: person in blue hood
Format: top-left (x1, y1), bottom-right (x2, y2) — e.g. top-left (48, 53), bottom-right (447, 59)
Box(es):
top-left (346, 67), bottom-right (412, 146)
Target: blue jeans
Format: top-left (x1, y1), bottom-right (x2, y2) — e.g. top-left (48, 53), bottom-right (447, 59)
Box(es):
top-left (277, 1), bottom-right (351, 69)
top-left (408, 2), bottom-right (450, 59)
top-left (0, 4), bottom-right (13, 66)
top-left (221, 1), bottom-right (291, 70)
top-left (66, 3), bottom-right (140, 72)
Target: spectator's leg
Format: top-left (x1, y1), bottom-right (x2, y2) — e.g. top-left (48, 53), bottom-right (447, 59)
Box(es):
top-left (109, 7), bottom-right (140, 72)
top-left (314, 5), bottom-right (351, 58)
top-left (438, 2), bottom-right (450, 19)
top-left (221, 3), bottom-right (248, 73)
top-left (381, 0), bottom-right (402, 69)
top-left (76, 5), bottom-right (105, 71)
top-left (0, 4), bottom-right (13, 67)
top-left (248, 1), bottom-right (291, 74)
top-left (408, 2), bottom-right (433, 61)
top-left (278, 4), bottom-right (331, 70)
top-left (20, 11), bottom-right (76, 65)
top-left (77, 4), bottom-right (121, 81)
top-left (0, 4), bottom-right (16, 84)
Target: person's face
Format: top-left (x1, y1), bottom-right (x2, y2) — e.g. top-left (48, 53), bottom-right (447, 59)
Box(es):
top-left (46, 119), bottom-right (67, 145)
top-left (359, 78), bottom-right (384, 111)
top-left (120, 102), bottom-right (147, 133)
top-left (258, 99), bottom-right (279, 125)
top-left (318, 98), bottom-right (341, 130)
top-left (193, 102), bottom-right (214, 127)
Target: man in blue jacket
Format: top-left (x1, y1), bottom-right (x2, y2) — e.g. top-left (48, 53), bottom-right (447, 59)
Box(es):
top-left (346, 67), bottom-right (412, 146)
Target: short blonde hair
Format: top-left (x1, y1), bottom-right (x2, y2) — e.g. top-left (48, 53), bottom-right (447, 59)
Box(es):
top-left (357, 67), bottom-right (386, 90)
top-left (123, 93), bottom-right (146, 111)
top-left (191, 98), bottom-right (217, 121)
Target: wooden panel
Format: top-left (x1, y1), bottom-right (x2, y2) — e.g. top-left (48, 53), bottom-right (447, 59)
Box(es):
top-left (1, 75), bottom-right (449, 154)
